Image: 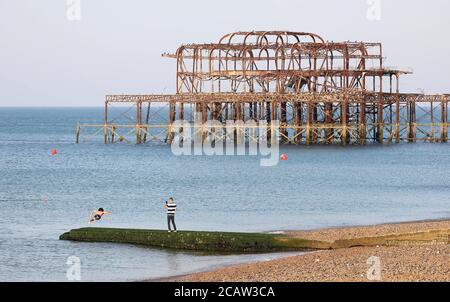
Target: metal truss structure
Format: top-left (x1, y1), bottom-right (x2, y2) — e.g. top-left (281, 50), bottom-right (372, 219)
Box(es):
top-left (76, 31), bottom-right (449, 145)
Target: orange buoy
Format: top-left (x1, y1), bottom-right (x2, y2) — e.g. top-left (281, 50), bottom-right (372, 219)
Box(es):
top-left (280, 153), bottom-right (288, 161)
top-left (51, 149), bottom-right (57, 155)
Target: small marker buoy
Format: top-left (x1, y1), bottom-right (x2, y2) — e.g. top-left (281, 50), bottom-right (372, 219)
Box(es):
top-left (280, 153), bottom-right (288, 161)
top-left (51, 149), bottom-right (57, 155)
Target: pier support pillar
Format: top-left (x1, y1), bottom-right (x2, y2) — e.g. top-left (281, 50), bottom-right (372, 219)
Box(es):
top-left (104, 101), bottom-right (108, 144)
top-left (359, 101), bottom-right (366, 145)
top-left (442, 98), bottom-right (448, 143)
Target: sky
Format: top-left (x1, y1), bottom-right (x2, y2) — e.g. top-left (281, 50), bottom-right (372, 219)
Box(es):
top-left (0, 0), bottom-right (449, 106)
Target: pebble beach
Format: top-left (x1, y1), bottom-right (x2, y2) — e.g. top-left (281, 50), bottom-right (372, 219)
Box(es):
top-left (167, 220), bottom-right (450, 282)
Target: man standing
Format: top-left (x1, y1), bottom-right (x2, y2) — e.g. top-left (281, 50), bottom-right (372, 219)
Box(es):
top-left (164, 197), bottom-right (177, 232)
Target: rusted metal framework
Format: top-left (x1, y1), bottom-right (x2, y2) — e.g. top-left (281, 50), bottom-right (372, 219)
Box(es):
top-left (76, 31), bottom-right (449, 145)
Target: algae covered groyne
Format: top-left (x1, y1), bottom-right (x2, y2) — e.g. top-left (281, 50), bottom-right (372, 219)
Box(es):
top-left (59, 228), bottom-right (327, 253)
top-left (60, 227), bottom-right (450, 253)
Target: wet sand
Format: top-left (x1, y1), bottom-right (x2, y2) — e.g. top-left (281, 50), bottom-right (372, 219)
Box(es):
top-left (161, 219), bottom-right (450, 282)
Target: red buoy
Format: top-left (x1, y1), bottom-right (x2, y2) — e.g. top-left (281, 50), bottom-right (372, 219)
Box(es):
top-left (280, 153), bottom-right (288, 161)
top-left (51, 149), bottom-right (57, 155)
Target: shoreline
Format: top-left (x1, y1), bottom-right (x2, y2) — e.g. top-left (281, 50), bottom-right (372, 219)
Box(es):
top-left (147, 251), bottom-right (310, 282)
top-left (149, 218), bottom-right (450, 282)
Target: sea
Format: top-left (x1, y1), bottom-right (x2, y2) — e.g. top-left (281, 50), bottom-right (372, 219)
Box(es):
top-left (0, 107), bottom-right (449, 281)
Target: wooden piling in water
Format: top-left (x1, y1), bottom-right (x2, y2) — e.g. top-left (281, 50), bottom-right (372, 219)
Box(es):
top-left (75, 123), bottom-right (80, 144)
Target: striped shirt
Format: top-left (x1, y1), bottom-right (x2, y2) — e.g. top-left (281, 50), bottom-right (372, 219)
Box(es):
top-left (166, 202), bottom-right (177, 215)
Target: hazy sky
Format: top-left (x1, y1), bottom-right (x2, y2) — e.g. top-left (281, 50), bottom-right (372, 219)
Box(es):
top-left (0, 0), bottom-right (449, 106)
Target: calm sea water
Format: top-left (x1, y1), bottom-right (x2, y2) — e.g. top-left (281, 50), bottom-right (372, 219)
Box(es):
top-left (0, 107), bottom-right (449, 281)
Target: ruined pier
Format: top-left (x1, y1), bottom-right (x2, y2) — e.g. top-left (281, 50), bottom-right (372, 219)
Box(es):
top-left (76, 31), bottom-right (449, 145)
